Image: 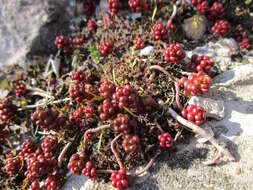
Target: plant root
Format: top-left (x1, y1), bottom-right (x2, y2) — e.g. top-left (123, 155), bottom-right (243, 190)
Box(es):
top-left (167, 108), bottom-right (236, 165)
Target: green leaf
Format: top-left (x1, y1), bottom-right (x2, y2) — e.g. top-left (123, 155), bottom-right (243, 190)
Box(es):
top-left (88, 44), bottom-right (100, 64)
top-left (1, 79), bottom-right (9, 90)
top-left (97, 129), bottom-right (104, 151)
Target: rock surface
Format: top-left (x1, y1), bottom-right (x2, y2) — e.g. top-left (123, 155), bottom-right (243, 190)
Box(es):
top-left (0, 0), bottom-right (74, 66)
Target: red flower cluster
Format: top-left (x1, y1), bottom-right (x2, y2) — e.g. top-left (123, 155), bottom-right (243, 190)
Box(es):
top-left (189, 54), bottom-right (214, 73)
top-left (122, 134), bottom-right (140, 153)
top-left (152, 22), bottom-right (168, 41)
top-left (192, 0), bottom-right (209, 15)
top-left (128, 0), bottom-right (144, 12)
top-left (111, 169), bottom-right (130, 190)
top-left (164, 43), bottom-right (185, 64)
top-left (158, 132), bottom-right (173, 149)
top-left (5, 157), bottom-right (22, 175)
top-left (108, 0), bottom-right (122, 16)
top-left (15, 81), bottom-right (27, 97)
top-left (99, 81), bottom-right (116, 98)
top-left (179, 71), bottom-right (212, 96)
top-left (113, 114), bottom-right (132, 134)
top-left (212, 20), bottom-right (230, 37)
top-left (31, 107), bottom-right (66, 131)
top-left (112, 85), bottom-right (138, 109)
top-left (99, 42), bottom-right (113, 56)
top-left (68, 152), bottom-right (87, 175)
top-left (55, 35), bottom-right (72, 53)
top-left (88, 19), bottom-right (97, 31)
top-left (208, 2), bottom-right (224, 19)
top-left (0, 98), bottom-right (17, 125)
top-left (133, 38), bottom-right (145, 50)
top-left (181, 104), bottom-right (206, 125)
top-left (82, 161), bottom-right (98, 180)
top-left (98, 99), bottom-right (118, 121)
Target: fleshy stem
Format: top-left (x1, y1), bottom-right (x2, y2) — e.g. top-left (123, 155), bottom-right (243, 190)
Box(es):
top-left (167, 108), bottom-right (236, 165)
top-left (131, 151), bottom-right (160, 176)
top-left (149, 65), bottom-right (177, 82)
top-left (111, 134), bottom-right (124, 169)
top-left (175, 80), bottom-right (182, 109)
top-left (58, 142), bottom-right (72, 167)
top-left (83, 125), bottom-right (111, 146)
top-left (168, 3), bottom-right (178, 25)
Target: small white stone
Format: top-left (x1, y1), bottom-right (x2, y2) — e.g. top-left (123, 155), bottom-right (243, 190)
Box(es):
top-left (140, 46), bottom-right (154, 56)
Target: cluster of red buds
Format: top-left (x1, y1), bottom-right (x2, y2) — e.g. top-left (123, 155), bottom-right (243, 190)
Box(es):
top-left (234, 25), bottom-right (251, 50)
top-left (108, 0), bottom-right (122, 16)
top-left (164, 43), bottom-right (185, 64)
top-left (55, 35), bottom-right (72, 53)
top-left (111, 169), bottom-right (131, 190)
top-left (179, 71), bottom-right (212, 96)
top-left (15, 81), bottom-right (27, 97)
top-left (189, 54), bottom-right (214, 73)
top-left (181, 104), bottom-right (206, 125)
top-left (158, 132), bottom-right (173, 149)
top-left (152, 22), bottom-right (168, 41)
top-left (99, 42), bottom-right (113, 56)
top-left (122, 134), bottom-right (140, 153)
top-left (208, 2), bottom-right (224, 20)
top-left (212, 20), bottom-right (230, 37)
top-left (192, 0), bottom-right (209, 15)
top-left (0, 98), bottom-right (17, 125)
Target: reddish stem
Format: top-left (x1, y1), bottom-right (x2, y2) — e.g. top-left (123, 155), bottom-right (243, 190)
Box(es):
top-left (97, 169), bottom-right (115, 174)
top-left (111, 134), bottom-right (125, 169)
top-left (83, 125), bottom-right (111, 145)
top-left (175, 80), bottom-right (182, 110)
top-left (167, 108), bottom-right (236, 165)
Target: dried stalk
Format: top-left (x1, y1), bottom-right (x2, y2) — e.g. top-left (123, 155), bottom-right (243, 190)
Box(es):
top-left (167, 108), bottom-right (236, 165)
top-left (175, 81), bottom-right (182, 109)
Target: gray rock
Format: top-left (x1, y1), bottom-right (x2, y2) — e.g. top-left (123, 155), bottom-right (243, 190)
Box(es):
top-left (0, 0), bottom-right (74, 66)
top-left (182, 15), bottom-right (207, 41)
top-left (188, 96), bottom-right (225, 120)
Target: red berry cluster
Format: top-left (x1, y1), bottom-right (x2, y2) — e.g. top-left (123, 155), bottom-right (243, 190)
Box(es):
top-left (0, 98), bottom-right (17, 124)
top-left (82, 161), bottom-right (98, 180)
top-left (4, 157), bottom-right (22, 175)
top-left (179, 71), bottom-right (212, 96)
top-left (192, 0), bottom-right (209, 15)
top-left (19, 139), bottom-right (36, 160)
top-left (212, 20), bottom-right (230, 37)
top-left (68, 152), bottom-right (87, 175)
top-left (88, 19), bottom-right (97, 31)
top-left (208, 2), bottom-right (224, 19)
top-left (70, 83), bottom-right (88, 103)
top-left (234, 25), bottom-right (251, 50)
top-left (98, 99), bottom-right (118, 121)
top-left (41, 136), bottom-right (58, 158)
top-left (122, 135), bottom-right (140, 153)
top-left (128, 0), bottom-right (144, 12)
top-left (45, 173), bottom-right (62, 190)
top-left (70, 107), bottom-right (84, 124)
top-left (99, 42), bottom-right (113, 56)
top-left (158, 132), bottom-right (173, 149)
top-left (133, 38), bottom-right (145, 50)
top-left (108, 0), bottom-right (122, 16)
top-left (164, 43), bottom-right (185, 64)
top-left (15, 81), bottom-right (27, 97)
top-left (182, 104), bottom-right (206, 125)
top-left (111, 169), bottom-right (130, 190)
top-left (152, 22), bottom-right (168, 41)
top-left (55, 35), bottom-right (72, 53)
top-left (239, 38), bottom-right (251, 50)
top-left (112, 85), bottom-right (138, 109)
top-left (72, 70), bottom-right (86, 84)
top-left (84, 105), bottom-right (95, 119)
top-left (25, 149), bottom-right (56, 181)
top-left (73, 35), bottom-right (85, 47)
top-left (189, 54), bottom-right (214, 73)
top-left (113, 114), bottom-right (133, 134)
top-left (31, 107), bottom-right (66, 131)
top-left (99, 81), bottom-right (116, 98)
